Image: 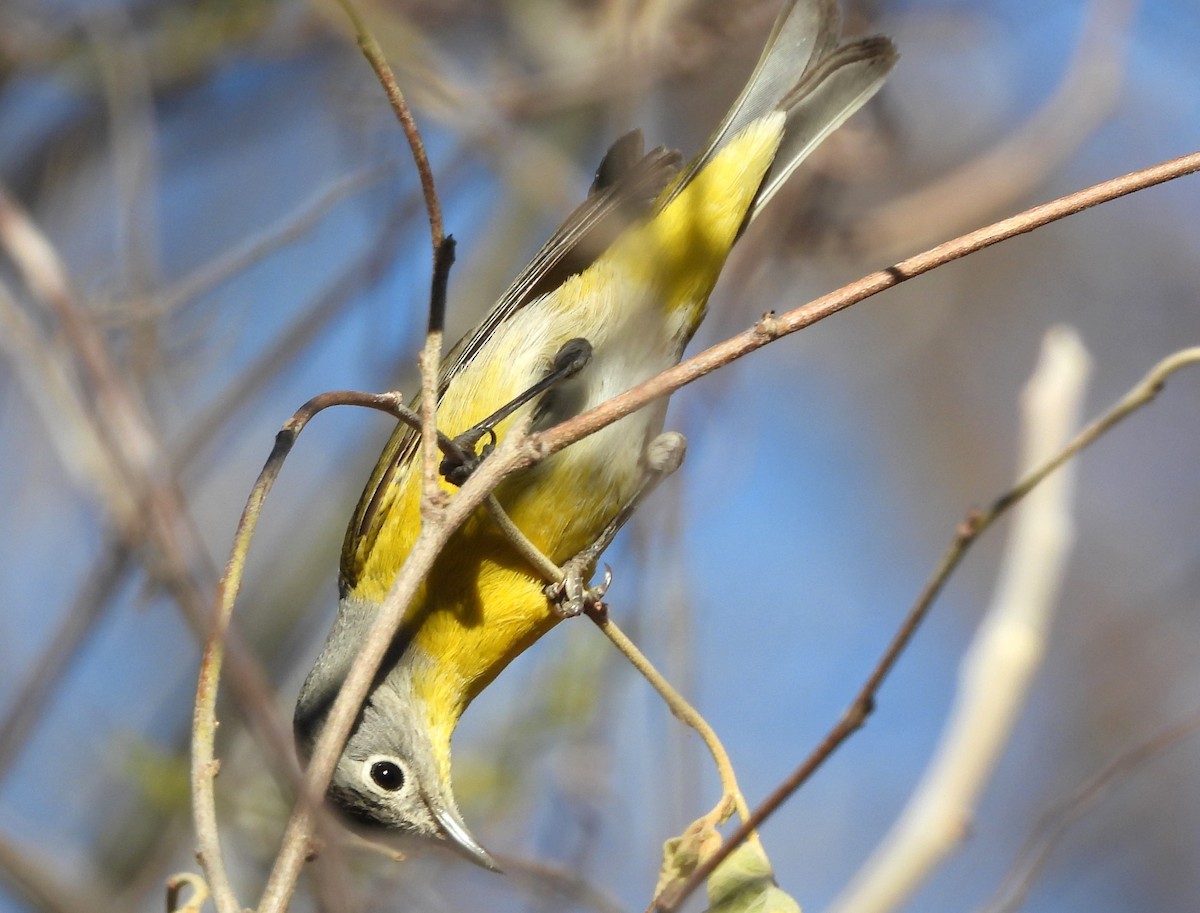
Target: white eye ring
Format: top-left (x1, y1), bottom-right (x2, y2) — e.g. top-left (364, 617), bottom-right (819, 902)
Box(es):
top-left (363, 755), bottom-right (406, 793)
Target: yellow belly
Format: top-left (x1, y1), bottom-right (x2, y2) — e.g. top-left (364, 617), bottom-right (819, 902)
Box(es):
top-left (345, 114), bottom-right (786, 728)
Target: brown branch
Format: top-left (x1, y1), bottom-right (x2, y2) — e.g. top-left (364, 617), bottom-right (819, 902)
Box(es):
top-left (0, 180), bottom-right (298, 822)
top-left (256, 422), bottom-right (537, 913)
top-left (587, 607), bottom-right (754, 828)
top-left (650, 344), bottom-right (1200, 913)
top-left (331, 0), bottom-right (454, 524)
top-left (333, 0), bottom-right (443, 249)
top-left (979, 709), bottom-right (1200, 913)
top-left (192, 390), bottom-right (413, 913)
top-left (420, 235), bottom-right (455, 506)
top-left (536, 150), bottom-right (1200, 460)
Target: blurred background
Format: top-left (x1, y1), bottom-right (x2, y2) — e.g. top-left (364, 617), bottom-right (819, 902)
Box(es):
top-left (1, 0), bottom-right (1198, 911)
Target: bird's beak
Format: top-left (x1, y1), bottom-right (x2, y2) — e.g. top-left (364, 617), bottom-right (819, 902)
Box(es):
top-left (433, 806), bottom-right (500, 872)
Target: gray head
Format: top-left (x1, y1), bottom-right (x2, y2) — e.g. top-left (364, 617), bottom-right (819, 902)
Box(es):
top-left (294, 597), bottom-right (497, 870)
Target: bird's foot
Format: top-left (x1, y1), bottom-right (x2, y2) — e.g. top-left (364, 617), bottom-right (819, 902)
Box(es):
top-left (546, 560), bottom-right (612, 619)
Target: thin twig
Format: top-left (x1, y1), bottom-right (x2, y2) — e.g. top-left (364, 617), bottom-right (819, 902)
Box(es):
top-left (650, 344), bottom-right (1200, 913)
top-left (587, 607), bottom-right (754, 828)
top-left (255, 423), bottom-right (537, 913)
top-left (192, 390), bottom-right (411, 913)
top-left (536, 151), bottom-right (1200, 460)
top-left (420, 236), bottom-right (455, 506)
top-left (979, 709), bottom-right (1200, 913)
top-left (333, 0), bottom-right (443, 248)
top-left (333, 0), bottom-right (453, 526)
top-left (484, 495), bottom-right (564, 583)
top-left (827, 327), bottom-right (1091, 913)
top-left (480, 482), bottom-right (754, 832)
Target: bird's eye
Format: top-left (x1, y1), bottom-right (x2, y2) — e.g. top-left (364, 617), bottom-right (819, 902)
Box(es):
top-left (368, 759), bottom-right (405, 792)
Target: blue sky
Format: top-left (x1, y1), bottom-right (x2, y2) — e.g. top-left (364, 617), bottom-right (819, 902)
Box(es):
top-left (1, 1), bottom-right (1199, 911)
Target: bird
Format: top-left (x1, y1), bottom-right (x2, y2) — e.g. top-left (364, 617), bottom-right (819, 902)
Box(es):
top-left (294, 0), bottom-right (895, 870)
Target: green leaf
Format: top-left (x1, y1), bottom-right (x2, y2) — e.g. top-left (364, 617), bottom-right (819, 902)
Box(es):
top-left (705, 842), bottom-right (801, 913)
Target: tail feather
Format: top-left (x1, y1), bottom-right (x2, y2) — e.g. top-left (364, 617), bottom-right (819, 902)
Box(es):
top-left (751, 35), bottom-right (897, 221)
top-left (706, 0), bottom-right (841, 156)
top-left (662, 0), bottom-right (895, 223)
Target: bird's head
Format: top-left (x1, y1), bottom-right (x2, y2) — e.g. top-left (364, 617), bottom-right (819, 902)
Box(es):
top-left (294, 600), bottom-right (497, 871)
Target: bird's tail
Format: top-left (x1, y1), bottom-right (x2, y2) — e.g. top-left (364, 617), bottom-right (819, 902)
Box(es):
top-left (663, 0), bottom-right (897, 225)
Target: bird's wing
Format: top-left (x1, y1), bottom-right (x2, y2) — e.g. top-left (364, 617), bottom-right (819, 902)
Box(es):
top-left (340, 134), bottom-right (682, 591)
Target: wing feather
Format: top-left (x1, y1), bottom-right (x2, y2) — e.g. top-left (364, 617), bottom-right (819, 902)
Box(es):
top-left (340, 136), bottom-right (682, 590)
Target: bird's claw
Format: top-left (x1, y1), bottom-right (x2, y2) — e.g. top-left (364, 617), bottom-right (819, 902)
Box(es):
top-left (546, 562), bottom-right (612, 619)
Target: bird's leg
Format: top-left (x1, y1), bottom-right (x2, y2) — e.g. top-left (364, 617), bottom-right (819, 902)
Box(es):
top-left (440, 337), bottom-right (593, 486)
top-left (546, 430), bottom-right (687, 618)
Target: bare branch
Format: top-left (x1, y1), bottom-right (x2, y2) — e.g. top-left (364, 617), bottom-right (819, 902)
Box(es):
top-left (587, 607), bottom-right (754, 829)
top-left (333, 0), bottom-right (443, 249)
top-left (330, 0), bottom-right (454, 535)
top-left (650, 342), bottom-right (1200, 913)
top-left (538, 151), bottom-right (1200, 462)
top-left (826, 327), bottom-right (1091, 913)
top-left (853, 0), bottom-right (1136, 257)
top-left (980, 709), bottom-right (1200, 913)
top-left (256, 423), bottom-right (538, 913)
top-left (191, 390), bottom-right (412, 913)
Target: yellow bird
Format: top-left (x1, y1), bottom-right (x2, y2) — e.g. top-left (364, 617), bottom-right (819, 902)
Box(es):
top-left (294, 0), bottom-right (894, 868)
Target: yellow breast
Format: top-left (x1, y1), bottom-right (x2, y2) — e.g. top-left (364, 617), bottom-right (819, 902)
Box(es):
top-left (348, 114), bottom-right (786, 728)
